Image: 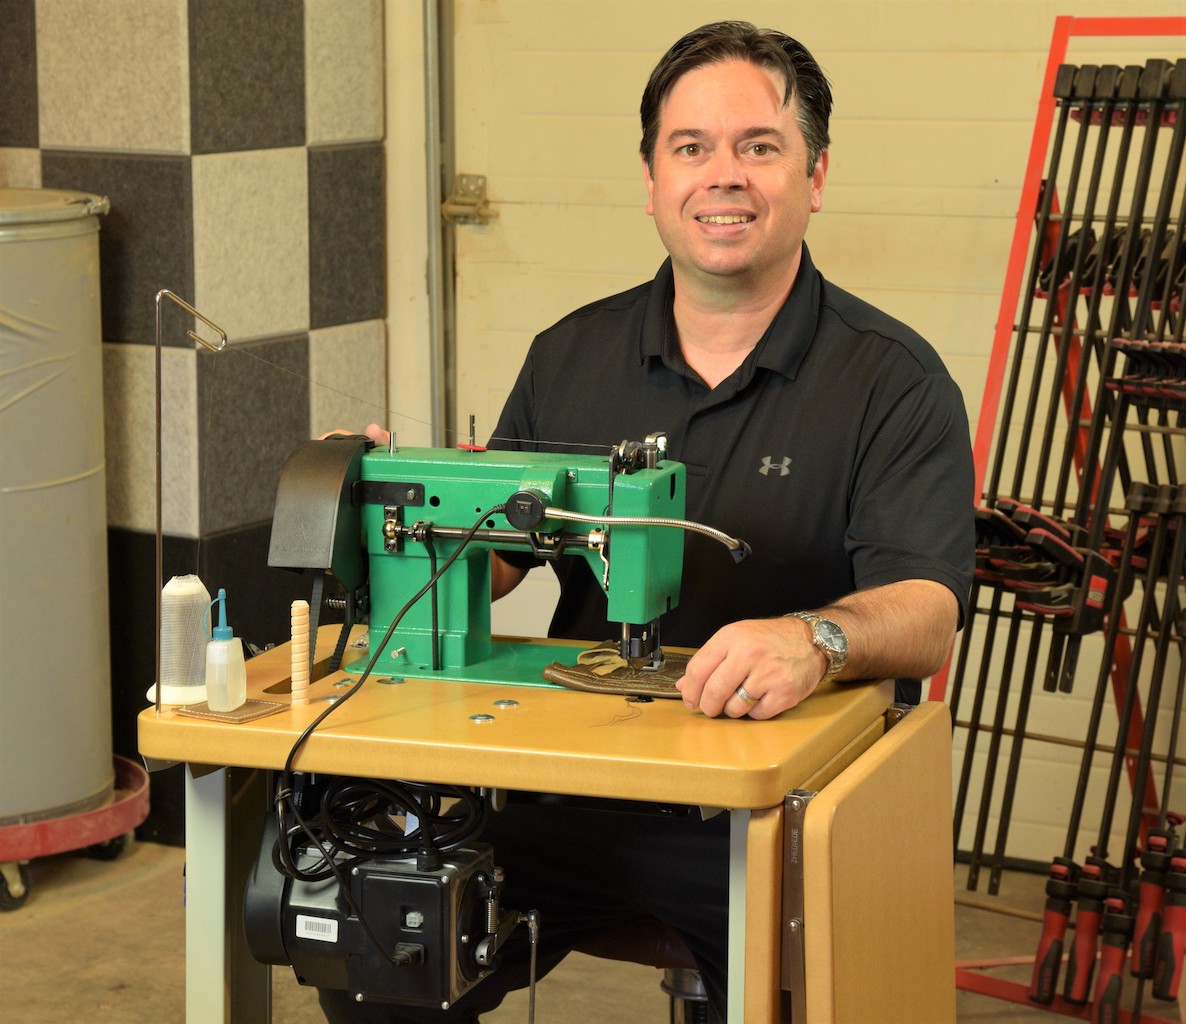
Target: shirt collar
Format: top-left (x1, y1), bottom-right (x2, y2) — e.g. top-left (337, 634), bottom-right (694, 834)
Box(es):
top-left (754, 243), bottom-right (821, 381)
top-left (640, 259), bottom-right (676, 362)
top-left (639, 245), bottom-right (822, 382)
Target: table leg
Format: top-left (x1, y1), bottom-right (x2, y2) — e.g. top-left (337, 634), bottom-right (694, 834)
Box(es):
top-left (729, 808), bottom-right (750, 1023)
top-left (185, 764), bottom-right (272, 1023)
top-left (744, 806), bottom-right (784, 1023)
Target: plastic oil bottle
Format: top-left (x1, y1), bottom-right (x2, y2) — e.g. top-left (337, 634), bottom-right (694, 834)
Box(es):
top-left (205, 588), bottom-right (247, 712)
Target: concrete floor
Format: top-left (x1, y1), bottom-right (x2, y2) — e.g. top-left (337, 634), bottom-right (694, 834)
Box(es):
top-left (2, 839), bottom-right (1183, 1023)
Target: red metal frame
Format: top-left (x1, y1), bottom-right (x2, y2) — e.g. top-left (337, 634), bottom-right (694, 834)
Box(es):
top-left (956, 965), bottom-right (1177, 1023)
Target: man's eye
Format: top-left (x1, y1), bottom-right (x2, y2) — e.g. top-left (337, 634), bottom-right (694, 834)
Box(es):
top-left (680, 144), bottom-right (701, 156)
top-left (751, 144), bottom-right (770, 156)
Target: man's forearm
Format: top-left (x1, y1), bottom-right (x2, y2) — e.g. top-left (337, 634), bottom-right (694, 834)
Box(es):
top-left (491, 552), bottom-right (528, 600)
top-left (822, 579), bottom-right (958, 682)
top-left (677, 577), bottom-right (960, 719)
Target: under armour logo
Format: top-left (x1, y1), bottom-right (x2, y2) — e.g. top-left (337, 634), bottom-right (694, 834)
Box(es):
top-left (759, 456), bottom-right (792, 477)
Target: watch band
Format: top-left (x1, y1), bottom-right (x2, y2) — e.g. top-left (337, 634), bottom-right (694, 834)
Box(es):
top-left (789, 611), bottom-right (848, 684)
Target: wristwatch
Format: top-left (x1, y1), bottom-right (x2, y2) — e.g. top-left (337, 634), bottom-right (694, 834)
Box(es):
top-left (790, 612), bottom-right (849, 684)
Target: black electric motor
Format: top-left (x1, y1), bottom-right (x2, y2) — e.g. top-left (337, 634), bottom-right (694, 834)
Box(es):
top-left (244, 776), bottom-right (521, 1009)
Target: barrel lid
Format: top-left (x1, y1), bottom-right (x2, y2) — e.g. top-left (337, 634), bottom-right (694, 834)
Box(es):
top-left (0, 187), bottom-right (110, 224)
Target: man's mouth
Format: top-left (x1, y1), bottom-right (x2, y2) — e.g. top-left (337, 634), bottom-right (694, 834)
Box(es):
top-left (696, 215), bottom-right (754, 225)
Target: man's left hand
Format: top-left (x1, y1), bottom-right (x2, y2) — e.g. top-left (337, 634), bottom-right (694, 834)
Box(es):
top-left (674, 579), bottom-right (958, 720)
top-left (675, 616), bottom-right (825, 720)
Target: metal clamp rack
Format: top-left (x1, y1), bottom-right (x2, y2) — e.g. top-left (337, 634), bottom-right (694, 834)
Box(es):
top-left (946, 15), bottom-right (1186, 1021)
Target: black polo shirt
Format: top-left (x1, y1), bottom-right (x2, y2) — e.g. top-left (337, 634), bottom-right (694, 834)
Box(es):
top-left (490, 245), bottom-right (975, 653)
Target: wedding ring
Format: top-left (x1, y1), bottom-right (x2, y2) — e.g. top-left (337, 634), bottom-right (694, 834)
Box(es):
top-left (734, 685), bottom-right (759, 708)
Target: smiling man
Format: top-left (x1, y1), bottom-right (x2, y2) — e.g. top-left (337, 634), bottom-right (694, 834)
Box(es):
top-left (321, 21), bottom-right (974, 1024)
top-left (486, 24), bottom-right (974, 725)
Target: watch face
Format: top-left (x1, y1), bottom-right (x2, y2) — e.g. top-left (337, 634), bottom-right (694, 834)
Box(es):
top-left (816, 620), bottom-right (847, 657)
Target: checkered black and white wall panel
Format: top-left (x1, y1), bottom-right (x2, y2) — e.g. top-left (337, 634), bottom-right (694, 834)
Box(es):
top-left (0, 0), bottom-right (389, 841)
top-left (2, 0), bottom-right (386, 534)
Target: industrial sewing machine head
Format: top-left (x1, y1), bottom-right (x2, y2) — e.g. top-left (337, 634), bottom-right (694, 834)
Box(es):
top-left (268, 431), bottom-right (747, 687)
top-left (253, 432), bottom-right (749, 1007)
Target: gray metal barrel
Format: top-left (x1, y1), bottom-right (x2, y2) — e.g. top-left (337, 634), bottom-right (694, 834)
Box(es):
top-left (0, 187), bottom-right (113, 824)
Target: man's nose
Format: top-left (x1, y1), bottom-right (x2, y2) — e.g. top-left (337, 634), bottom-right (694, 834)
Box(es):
top-left (706, 148), bottom-right (746, 189)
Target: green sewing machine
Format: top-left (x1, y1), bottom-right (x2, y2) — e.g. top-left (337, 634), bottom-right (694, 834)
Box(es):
top-left (268, 432), bottom-right (747, 688)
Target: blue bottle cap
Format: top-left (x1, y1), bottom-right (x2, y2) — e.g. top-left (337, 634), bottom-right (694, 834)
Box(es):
top-left (212, 588), bottom-right (234, 641)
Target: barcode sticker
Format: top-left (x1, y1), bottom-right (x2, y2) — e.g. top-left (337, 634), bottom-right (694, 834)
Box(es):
top-left (296, 915), bottom-right (339, 943)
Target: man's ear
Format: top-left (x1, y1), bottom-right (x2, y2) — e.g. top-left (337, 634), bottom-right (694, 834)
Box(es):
top-left (642, 155), bottom-right (656, 217)
top-left (810, 149), bottom-right (829, 213)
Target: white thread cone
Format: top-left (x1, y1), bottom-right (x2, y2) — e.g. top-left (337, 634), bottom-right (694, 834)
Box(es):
top-left (148, 574), bottom-right (211, 705)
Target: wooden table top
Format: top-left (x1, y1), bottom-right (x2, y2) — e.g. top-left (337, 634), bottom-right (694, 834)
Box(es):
top-left (139, 628), bottom-right (894, 809)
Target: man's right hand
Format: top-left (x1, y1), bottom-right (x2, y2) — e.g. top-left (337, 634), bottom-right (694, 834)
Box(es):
top-left (492, 552), bottom-right (528, 600)
top-left (319, 423), bottom-right (390, 444)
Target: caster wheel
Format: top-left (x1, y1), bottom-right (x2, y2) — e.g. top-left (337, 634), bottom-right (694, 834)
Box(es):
top-left (0, 861), bottom-right (30, 911)
top-left (84, 833), bottom-right (130, 862)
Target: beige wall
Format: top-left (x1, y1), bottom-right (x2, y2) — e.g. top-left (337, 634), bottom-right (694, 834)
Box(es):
top-left (426, 1), bottom-right (1180, 446)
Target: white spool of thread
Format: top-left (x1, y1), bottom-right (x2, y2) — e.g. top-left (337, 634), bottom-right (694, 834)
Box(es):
top-left (148, 574), bottom-right (211, 705)
top-left (290, 600), bottom-right (310, 706)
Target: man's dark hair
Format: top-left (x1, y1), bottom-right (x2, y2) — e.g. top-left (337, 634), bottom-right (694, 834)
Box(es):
top-left (639, 21), bottom-right (832, 176)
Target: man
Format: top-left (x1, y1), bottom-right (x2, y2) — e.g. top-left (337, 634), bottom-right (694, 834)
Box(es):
top-left (321, 20), bottom-right (973, 1024)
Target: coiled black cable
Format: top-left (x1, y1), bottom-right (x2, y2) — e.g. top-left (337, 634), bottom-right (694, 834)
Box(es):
top-left (273, 777), bottom-right (488, 883)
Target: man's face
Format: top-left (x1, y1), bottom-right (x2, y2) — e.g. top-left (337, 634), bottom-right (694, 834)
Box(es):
top-left (643, 59), bottom-right (827, 291)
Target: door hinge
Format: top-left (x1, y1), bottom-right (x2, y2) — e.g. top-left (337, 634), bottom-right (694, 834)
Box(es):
top-left (442, 174), bottom-right (498, 225)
